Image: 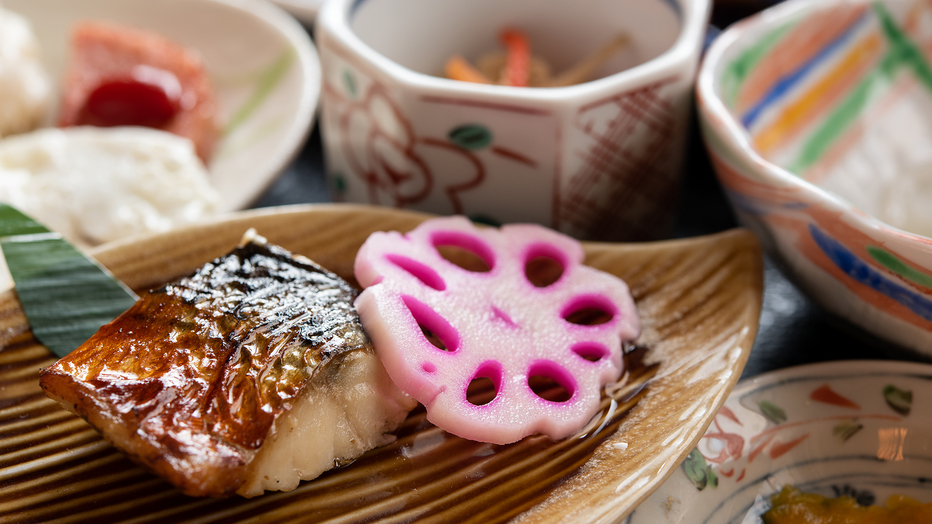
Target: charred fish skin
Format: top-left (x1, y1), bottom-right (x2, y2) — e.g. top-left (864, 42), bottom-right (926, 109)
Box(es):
top-left (39, 232), bottom-right (412, 498)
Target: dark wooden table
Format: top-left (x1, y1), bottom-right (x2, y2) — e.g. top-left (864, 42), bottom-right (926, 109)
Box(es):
top-left (251, 10), bottom-right (927, 380)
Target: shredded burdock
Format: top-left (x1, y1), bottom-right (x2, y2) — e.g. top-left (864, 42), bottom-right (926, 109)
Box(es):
top-left (444, 28), bottom-right (629, 87)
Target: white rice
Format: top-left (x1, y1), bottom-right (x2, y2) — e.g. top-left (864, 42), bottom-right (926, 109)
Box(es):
top-left (0, 127), bottom-right (219, 246)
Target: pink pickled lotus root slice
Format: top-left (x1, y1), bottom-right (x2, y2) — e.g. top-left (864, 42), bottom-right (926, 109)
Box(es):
top-left (354, 216), bottom-right (640, 445)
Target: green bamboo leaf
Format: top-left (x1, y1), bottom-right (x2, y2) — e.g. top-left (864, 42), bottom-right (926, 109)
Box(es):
top-left (759, 400), bottom-right (787, 424)
top-left (0, 204), bottom-right (137, 358)
top-left (883, 385), bottom-right (912, 416)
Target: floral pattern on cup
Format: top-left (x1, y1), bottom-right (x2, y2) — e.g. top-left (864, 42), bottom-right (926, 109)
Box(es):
top-left (316, 0), bottom-right (711, 241)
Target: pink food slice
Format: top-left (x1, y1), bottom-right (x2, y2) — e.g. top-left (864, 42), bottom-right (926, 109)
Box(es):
top-left (354, 216), bottom-right (640, 445)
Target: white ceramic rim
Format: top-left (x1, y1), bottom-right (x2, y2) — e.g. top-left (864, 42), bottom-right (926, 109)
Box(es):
top-left (732, 359), bottom-right (932, 395)
top-left (316, 0), bottom-right (711, 102)
top-left (696, 0), bottom-right (932, 245)
top-left (270, 0), bottom-right (320, 24)
top-left (224, 0), bottom-right (321, 208)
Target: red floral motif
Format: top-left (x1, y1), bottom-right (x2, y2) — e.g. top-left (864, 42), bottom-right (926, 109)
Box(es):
top-left (694, 383), bottom-right (903, 486)
top-left (323, 68), bottom-right (539, 215)
top-left (701, 408), bottom-right (745, 464)
top-left (325, 80), bottom-right (437, 208)
top-left (810, 384), bottom-right (861, 409)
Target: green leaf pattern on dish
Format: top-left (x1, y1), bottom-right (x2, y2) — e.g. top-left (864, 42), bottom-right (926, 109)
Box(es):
top-left (343, 69), bottom-right (357, 98)
top-left (448, 124), bottom-right (493, 150)
top-left (682, 449), bottom-right (718, 491)
top-left (833, 420), bottom-right (863, 442)
top-left (883, 385), bottom-right (912, 416)
top-left (759, 400), bottom-right (787, 424)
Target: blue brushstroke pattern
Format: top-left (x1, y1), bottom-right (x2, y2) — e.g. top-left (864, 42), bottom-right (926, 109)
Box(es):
top-left (741, 10), bottom-right (871, 129)
top-left (722, 188), bottom-right (810, 216)
top-left (809, 223), bottom-right (932, 321)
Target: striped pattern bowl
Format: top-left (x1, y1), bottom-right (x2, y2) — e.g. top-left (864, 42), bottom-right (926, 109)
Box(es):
top-left (698, 0), bottom-right (932, 356)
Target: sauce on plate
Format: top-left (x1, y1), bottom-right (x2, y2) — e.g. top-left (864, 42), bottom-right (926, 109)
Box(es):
top-left (764, 485), bottom-right (932, 524)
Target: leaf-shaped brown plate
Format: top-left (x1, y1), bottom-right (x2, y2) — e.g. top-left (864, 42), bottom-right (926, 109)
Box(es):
top-left (0, 204), bottom-right (762, 523)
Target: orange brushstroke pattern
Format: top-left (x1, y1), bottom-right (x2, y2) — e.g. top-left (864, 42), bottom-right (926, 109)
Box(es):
top-left (709, 150), bottom-right (932, 331)
top-left (735, 4), bottom-right (868, 114)
top-left (753, 33), bottom-right (883, 155)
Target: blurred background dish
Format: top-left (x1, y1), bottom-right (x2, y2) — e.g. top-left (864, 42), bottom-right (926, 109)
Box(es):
top-left (4, 0), bottom-right (320, 215)
top-left (271, 0), bottom-right (322, 24)
top-left (698, 0), bottom-right (932, 357)
top-left (624, 359), bottom-right (932, 523)
top-left (315, 0), bottom-right (711, 242)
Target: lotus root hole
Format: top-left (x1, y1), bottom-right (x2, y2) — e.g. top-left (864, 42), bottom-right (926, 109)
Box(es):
top-left (422, 362), bottom-right (437, 374)
top-left (571, 342), bottom-right (609, 363)
top-left (527, 361), bottom-right (576, 403)
top-left (467, 361), bottom-right (502, 406)
top-left (386, 254), bottom-right (446, 291)
top-left (524, 243), bottom-right (566, 288)
top-left (561, 294), bottom-right (616, 326)
top-left (402, 295), bottom-right (460, 352)
top-left (431, 230), bottom-right (494, 272)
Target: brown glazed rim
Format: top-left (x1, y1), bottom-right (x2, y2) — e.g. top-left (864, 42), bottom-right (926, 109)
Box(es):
top-left (0, 204), bottom-right (763, 523)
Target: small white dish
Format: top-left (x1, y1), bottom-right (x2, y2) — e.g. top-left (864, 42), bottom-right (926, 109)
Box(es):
top-left (625, 360), bottom-right (932, 523)
top-left (315, 0), bottom-right (710, 242)
top-left (3, 0), bottom-right (320, 213)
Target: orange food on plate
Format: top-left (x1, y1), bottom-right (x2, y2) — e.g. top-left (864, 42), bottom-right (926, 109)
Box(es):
top-left (57, 22), bottom-right (218, 163)
top-left (763, 485), bottom-right (932, 524)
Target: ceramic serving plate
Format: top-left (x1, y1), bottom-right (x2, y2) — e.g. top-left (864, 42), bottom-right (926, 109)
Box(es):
top-left (625, 360), bottom-right (932, 524)
top-left (4, 0), bottom-right (320, 212)
top-left (0, 205), bottom-right (762, 523)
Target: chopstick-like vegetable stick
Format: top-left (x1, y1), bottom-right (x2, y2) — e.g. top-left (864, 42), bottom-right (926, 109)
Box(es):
top-left (500, 28), bottom-right (531, 87)
top-left (445, 55), bottom-right (492, 84)
top-left (550, 33), bottom-right (630, 87)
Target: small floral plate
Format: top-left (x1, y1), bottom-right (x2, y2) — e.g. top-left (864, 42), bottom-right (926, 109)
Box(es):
top-left (625, 360), bottom-right (932, 524)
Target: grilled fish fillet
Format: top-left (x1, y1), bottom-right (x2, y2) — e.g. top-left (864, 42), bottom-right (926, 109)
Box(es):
top-left (39, 231), bottom-right (416, 497)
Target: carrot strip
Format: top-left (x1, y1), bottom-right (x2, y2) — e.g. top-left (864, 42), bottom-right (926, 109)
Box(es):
top-left (500, 28), bottom-right (531, 87)
top-left (445, 55), bottom-right (492, 84)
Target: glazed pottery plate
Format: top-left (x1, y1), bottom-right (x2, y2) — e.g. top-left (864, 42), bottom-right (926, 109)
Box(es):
top-left (4, 0), bottom-right (320, 212)
top-left (625, 360), bottom-right (932, 524)
top-left (0, 205), bottom-right (762, 523)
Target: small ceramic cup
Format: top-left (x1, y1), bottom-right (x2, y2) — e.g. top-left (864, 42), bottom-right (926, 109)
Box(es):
top-left (315, 0), bottom-right (711, 241)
